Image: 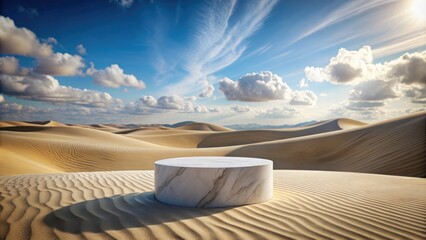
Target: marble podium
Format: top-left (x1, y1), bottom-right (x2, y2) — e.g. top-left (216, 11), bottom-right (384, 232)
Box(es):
top-left (154, 156), bottom-right (273, 208)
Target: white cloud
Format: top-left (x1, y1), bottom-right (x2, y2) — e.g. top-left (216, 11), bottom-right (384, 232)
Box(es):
top-left (0, 94), bottom-right (4, 103)
top-left (0, 16), bottom-right (86, 77)
top-left (140, 95), bottom-right (158, 107)
top-left (287, 1), bottom-right (392, 48)
top-left (46, 37), bottom-right (57, 45)
top-left (0, 97), bottom-right (52, 117)
top-left (35, 53), bottom-right (85, 76)
top-left (0, 56), bottom-right (19, 75)
top-left (0, 101), bottom-right (26, 113)
top-left (0, 73), bottom-right (121, 107)
top-left (119, 101), bottom-right (162, 115)
top-left (209, 107), bottom-right (221, 113)
top-left (345, 100), bottom-right (386, 110)
top-left (290, 90), bottom-right (318, 105)
top-left (219, 71), bottom-right (292, 101)
top-left (194, 105), bottom-right (209, 113)
top-left (230, 105), bottom-right (251, 113)
top-left (405, 86), bottom-right (426, 103)
top-left (199, 84), bottom-right (215, 98)
top-left (87, 63), bottom-right (146, 89)
top-left (328, 104), bottom-right (388, 121)
top-left (0, 56), bottom-right (30, 76)
top-left (0, 16), bottom-right (52, 57)
top-left (163, 0), bottom-right (278, 95)
top-left (305, 47), bottom-right (426, 87)
top-left (306, 47), bottom-right (426, 110)
top-left (387, 51), bottom-right (426, 85)
top-left (349, 80), bottom-right (401, 101)
top-left (305, 46), bottom-right (373, 84)
top-left (112, 0), bottom-right (134, 8)
top-left (256, 106), bottom-right (298, 119)
top-left (156, 95), bottom-right (193, 110)
top-left (118, 95), bottom-right (219, 115)
top-left (76, 44), bottom-right (87, 55)
top-left (298, 78), bottom-right (309, 88)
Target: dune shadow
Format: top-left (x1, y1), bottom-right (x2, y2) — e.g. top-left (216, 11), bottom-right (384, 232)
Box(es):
top-left (0, 126), bottom-right (48, 132)
top-left (43, 192), bottom-right (229, 234)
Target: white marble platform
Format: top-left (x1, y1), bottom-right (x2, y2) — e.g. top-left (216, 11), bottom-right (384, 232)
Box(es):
top-left (154, 156), bottom-right (273, 208)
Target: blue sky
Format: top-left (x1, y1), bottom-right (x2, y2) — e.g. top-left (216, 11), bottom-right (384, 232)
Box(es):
top-left (0, 0), bottom-right (425, 124)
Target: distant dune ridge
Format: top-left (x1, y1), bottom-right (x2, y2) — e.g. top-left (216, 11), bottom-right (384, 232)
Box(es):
top-left (0, 111), bottom-right (424, 176)
top-left (0, 112), bottom-right (425, 239)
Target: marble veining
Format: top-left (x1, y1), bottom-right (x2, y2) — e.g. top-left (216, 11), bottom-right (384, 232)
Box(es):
top-left (155, 157), bottom-right (273, 208)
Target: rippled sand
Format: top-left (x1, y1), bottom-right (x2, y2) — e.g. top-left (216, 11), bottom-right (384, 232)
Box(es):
top-left (1, 170), bottom-right (425, 240)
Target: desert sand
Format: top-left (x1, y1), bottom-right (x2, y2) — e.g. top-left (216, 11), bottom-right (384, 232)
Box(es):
top-left (0, 111), bottom-right (424, 176)
top-left (0, 171), bottom-right (425, 239)
top-left (0, 111), bottom-right (425, 239)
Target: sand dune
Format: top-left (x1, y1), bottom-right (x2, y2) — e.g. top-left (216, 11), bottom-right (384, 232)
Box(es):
top-left (0, 111), bottom-right (425, 177)
top-left (176, 122), bottom-right (233, 131)
top-left (0, 113), bottom-right (425, 239)
top-left (0, 170), bottom-right (424, 239)
top-left (197, 118), bottom-right (364, 148)
top-left (228, 111), bottom-right (426, 177)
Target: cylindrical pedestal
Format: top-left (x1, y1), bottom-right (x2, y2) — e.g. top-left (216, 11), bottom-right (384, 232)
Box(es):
top-left (154, 156), bottom-right (273, 208)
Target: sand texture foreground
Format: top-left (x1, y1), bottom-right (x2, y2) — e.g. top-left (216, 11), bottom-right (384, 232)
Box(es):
top-left (1, 112), bottom-right (425, 177)
top-left (0, 170), bottom-right (425, 240)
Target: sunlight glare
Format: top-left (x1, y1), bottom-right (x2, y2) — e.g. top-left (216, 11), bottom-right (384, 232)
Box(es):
top-left (411, 0), bottom-right (426, 21)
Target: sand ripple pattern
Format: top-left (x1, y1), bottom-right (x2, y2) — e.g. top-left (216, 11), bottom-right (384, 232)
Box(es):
top-left (1, 170), bottom-right (425, 240)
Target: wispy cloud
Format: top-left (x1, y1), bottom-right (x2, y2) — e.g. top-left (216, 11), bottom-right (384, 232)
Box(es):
top-left (162, 0), bottom-right (278, 95)
top-left (17, 6), bottom-right (39, 17)
top-left (266, 0), bottom-right (425, 66)
top-left (287, 0), bottom-right (395, 47)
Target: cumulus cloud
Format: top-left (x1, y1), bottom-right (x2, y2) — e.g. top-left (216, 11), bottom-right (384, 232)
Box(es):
top-left (136, 95), bottom-right (214, 113)
top-left (298, 78), bottom-right (309, 88)
top-left (119, 101), bottom-right (163, 115)
top-left (209, 107), bottom-right (221, 113)
top-left (112, 0), bottom-right (134, 8)
top-left (256, 106), bottom-right (298, 119)
top-left (0, 73), bottom-right (121, 107)
top-left (0, 16), bottom-right (52, 57)
top-left (305, 46), bottom-right (373, 84)
top-left (194, 105), bottom-right (209, 113)
top-left (0, 101), bottom-right (28, 113)
top-left (35, 53), bottom-right (85, 76)
top-left (349, 80), bottom-right (400, 101)
top-left (230, 105), bottom-right (251, 113)
top-left (0, 94), bottom-right (4, 103)
top-left (156, 95), bottom-right (193, 110)
top-left (140, 95), bottom-right (158, 107)
top-left (0, 96), bottom-right (54, 119)
top-left (387, 51), bottom-right (426, 85)
top-left (0, 57), bottom-right (19, 75)
top-left (199, 84), bottom-right (214, 98)
top-left (0, 16), bottom-right (86, 77)
top-left (405, 86), bottom-right (426, 104)
top-left (87, 63), bottom-right (146, 89)
top-left (305, 46), bottom-right (426, 87)
top-left (0, 56), bottom-right (31, 76)
top-left (197, 106), bottom-right (221, 113)
top-left (290, 90), bottom-right (317, 105)
top-left (76, 44), bottom-right (86, 55)
top-left (219, 71), bottom-right (292, 101)
top-left (306, 46), bottom-right (426, 109)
